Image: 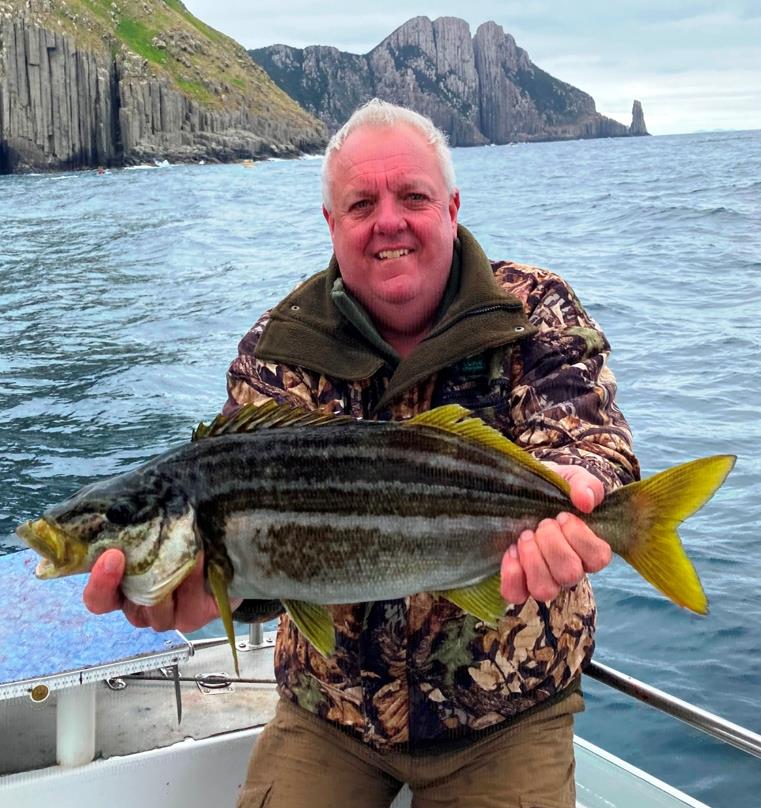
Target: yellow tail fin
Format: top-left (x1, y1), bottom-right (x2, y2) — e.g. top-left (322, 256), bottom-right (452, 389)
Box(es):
top-left (600, 455), bottom-right (735, 614)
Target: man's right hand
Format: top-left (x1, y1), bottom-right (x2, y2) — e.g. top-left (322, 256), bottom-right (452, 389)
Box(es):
top-left (83, 549), bottom-right (228, 633)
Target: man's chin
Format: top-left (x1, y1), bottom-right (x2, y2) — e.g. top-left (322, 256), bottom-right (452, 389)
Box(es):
top-left (376, 289), bottom-right (420, 310)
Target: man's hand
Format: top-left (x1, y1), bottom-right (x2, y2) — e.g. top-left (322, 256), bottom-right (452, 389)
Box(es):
top-left (83, 549), bottom-right (237, 633)
top-left (500, 463), bottom-right (612, 604)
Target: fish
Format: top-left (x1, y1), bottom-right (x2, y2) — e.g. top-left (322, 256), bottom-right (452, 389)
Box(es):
top-left (16, 401), bottom-right (735, 674)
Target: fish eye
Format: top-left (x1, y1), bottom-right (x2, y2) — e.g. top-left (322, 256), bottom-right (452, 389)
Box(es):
top-left (106, 501), bottom-right (135, 525)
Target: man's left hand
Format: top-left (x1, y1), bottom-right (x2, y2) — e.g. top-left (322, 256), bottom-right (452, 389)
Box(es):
top-left (500, 463), bottom-right (612, 604)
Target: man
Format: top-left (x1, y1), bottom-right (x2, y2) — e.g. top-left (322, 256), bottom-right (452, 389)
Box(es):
top-left (85, 100), bottom-right (639, 807)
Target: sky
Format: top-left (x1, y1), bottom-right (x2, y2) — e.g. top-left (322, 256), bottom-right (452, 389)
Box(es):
top-left (182, 1), bottom-right (761, 136)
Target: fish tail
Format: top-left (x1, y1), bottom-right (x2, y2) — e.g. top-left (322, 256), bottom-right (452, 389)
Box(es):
top-left (596, 455), bottom-right (735, 614)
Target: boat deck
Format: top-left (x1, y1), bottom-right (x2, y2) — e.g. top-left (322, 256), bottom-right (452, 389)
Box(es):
top-left (0, 636), bottom-right (279, 773)
top-left (0, 550), bottom-right (710, 806)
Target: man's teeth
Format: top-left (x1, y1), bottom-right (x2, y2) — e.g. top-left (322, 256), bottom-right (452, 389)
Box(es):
top-left (377, 249), bottom-right (410, 260)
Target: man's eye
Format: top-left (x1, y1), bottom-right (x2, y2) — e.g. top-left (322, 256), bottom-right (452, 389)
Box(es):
top-left (351, 199), bottom-right (370, 210)
top-left (407, 193), bottom-right (427, 202)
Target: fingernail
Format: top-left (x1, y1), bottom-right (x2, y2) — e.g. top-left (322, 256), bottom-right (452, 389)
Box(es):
top-left (557, 512), bottom-right (570, 525)
top-left (508, 544), bottom-right (519, 560)
top-left (519, 531), bottom-right (532, 543)
top-left (104, 552), bottom-right (121, 575)
top-left (586, 487), bottom-right (596, 503)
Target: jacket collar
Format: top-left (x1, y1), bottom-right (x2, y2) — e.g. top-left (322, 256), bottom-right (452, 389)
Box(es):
top-left (255, 225), bottom-right (536, 411)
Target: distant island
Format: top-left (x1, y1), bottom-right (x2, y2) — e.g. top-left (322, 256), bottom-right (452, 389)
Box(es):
top-left (250, 16), bottom-right (649, 146)
top-left (0, 0), bottom-right (326, 172)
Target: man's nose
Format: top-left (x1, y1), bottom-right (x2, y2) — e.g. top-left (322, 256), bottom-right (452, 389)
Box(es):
top-left (372, 196), bottom-right (406, 234)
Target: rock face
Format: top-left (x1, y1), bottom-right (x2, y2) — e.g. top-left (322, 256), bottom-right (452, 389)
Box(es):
top-left (0, 1), bottom-right (326, 173)
top-left (251, 16), bottom-right (648, 146)
top-left (257, 44), bottom-right (372, 138)
top-left (0, 19), bottom-right (120, 171)
top-left (630, 99), bottom-right (649, 135)
top-left (368, 17), bottom-right (486, 146)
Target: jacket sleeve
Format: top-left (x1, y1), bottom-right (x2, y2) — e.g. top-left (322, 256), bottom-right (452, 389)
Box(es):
top-left (223, 311), bottom-right (322, 416)
top-left (502, 264), bottom-right (640, 492)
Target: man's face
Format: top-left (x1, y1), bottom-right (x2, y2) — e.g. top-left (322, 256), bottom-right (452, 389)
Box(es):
top-left (323, 124), bottom-right (460, 336)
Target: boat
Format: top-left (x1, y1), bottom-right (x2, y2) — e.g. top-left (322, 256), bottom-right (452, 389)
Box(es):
top-left (1, 550), bottom-right (759, 807)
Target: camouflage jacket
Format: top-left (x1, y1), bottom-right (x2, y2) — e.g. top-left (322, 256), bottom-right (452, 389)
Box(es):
top-left (224, 226), bottom-right (639, 751)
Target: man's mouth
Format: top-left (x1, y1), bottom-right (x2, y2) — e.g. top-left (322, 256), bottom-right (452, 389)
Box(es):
top-left (376, 248), bottom-right (412, 261)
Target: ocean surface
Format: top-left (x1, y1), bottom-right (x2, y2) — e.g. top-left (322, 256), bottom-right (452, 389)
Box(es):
top-left (1, 130), bottom-right (760, 805)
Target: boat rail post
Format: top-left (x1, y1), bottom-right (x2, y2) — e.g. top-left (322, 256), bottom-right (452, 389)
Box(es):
top-left (56, 684), bottom-right (97, 767)
top-left (249, 623), bottom-right (263, 647)
top-left (232, 622), bottom-right (272, 654)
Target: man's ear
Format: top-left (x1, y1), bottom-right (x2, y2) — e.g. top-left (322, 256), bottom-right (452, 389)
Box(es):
top-left (323, 205), bottom-right (335, 238)
top-left (449, 191), bottom-right (460, 237)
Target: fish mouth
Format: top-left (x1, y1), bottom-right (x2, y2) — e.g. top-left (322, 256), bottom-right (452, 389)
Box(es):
top-left (16, 518), bottom-right (88, 579)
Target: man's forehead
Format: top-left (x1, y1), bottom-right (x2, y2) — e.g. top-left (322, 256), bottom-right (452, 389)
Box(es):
top-left (335, 126), bottom-right (436, 170)
top-left (339, 161), bottom-right (436, 189)
top-left (333, 126), bottom-right (443, 187)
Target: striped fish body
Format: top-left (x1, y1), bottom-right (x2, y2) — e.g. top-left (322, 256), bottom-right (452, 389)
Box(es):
top-left (18, 402), bottom-right (735, 665)
top-left (166, 422), bottom-right (571, 604)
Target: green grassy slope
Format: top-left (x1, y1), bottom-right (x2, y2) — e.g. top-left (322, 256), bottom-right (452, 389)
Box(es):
top-left (8, 0), bottom-right (320, 127)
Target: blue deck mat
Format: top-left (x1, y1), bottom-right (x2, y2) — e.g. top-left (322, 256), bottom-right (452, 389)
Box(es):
top-left (0, 550), bottom-right (189, 692)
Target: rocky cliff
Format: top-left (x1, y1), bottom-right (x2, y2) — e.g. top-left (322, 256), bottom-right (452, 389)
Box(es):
top-left (0, 0), bottom-right (327, 172)
top-left (251, 16), bottom-right (648, 146)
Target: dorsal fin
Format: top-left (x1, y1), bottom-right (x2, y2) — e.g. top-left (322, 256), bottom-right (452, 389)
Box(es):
top-left (404, 405), bottom-right (570, 496)
top-left (192, 400), bottom-right (354, 441)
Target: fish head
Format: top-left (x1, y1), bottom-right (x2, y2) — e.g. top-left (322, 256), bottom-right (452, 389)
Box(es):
top-left (16, 468), bottom-right (200, 603)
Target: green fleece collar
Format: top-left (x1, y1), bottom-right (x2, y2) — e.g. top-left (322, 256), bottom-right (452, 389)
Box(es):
top-left (254, 225), bottom-right (537, 412)
top-left (330, 277), bottom-right (399, 364)
top-left (329, 241), bottom-right (463, 366)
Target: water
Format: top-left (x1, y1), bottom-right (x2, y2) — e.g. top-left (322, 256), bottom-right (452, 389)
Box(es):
top-left (2, 131), bottom-right (760, 805)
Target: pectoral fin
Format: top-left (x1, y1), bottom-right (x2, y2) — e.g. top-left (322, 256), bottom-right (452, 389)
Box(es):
top-left (440, 573), bottom-right (506, 627)
top-left (207, 562), bottom-right (240, 676)
top-left (282, 599), bottom-right (336, 658)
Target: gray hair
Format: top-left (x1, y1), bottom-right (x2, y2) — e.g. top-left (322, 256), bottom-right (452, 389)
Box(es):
top-left (321, 98), bottom-right (457, 211)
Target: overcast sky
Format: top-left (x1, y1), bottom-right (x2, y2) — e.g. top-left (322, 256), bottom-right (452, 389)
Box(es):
top-left (183, 1), bottom-right (761, 135)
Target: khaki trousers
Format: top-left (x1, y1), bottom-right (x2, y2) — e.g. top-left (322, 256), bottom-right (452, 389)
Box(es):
top-left (237, 692), bottom-right (583, 808)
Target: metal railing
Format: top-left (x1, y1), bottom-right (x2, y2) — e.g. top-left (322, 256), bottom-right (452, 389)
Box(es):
top-left (584, 660), bottom-right (761, 760)
top-left (186, 632), bottom-right (761, 761)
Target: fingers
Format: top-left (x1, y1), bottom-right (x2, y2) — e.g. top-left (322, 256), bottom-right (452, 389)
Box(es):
top-left (501, 527), bottom-right (566, 605)
top-left (517, 529), bottom-right (560, 602)
top-left (173, 555), bottom-right (221, 633)
top-left (568, 472), bottom-right (605, 514)
top-left (549, 463), bottom-right (605, 514)
top-left (127, 554), bottom-right (220, 634)
top-left (500, 513), bottom-right (612, 605)
top-left (556, 512), bottom-right (612, 573)
top-left (83, 549), bottom-right (125, 614)
top-left (126, 596), bottom-right (175, 632)
top-left (500, 543), bottom-right (529, 604)
top-left (512, 519), bottom-right (581, 604)
top-left (534, 519), bottom-right (584, 587)
top-left (82, 549), bottom-right (164, 629)
top-left (84, 550), bottom-right (221, 634)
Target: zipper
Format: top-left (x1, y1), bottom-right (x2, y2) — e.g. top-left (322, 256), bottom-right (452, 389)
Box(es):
top-left (425, 303), bottom-right (525, 341)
